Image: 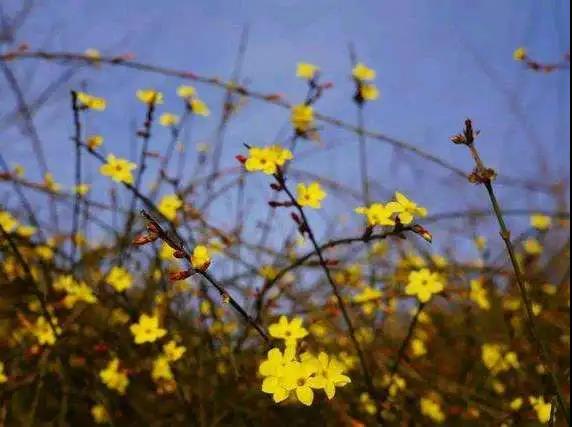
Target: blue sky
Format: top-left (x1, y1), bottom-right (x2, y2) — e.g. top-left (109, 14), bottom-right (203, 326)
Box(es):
top-left (1, 0), bottom-right (570, 262)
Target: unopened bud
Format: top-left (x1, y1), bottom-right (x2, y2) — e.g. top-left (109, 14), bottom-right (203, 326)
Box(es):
top-left (168, 269), bottom-right (194, 282)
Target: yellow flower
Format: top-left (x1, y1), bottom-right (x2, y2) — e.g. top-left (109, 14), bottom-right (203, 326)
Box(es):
top-left (151, 356), bottom-right (174, 381)
top-left (470, 279), bottom-right (490, 310)
top-left (382, 373), bottom-right (406, 398)
top-left (530, 214), bottom-right (552, 231)
top-left (31, 316), bottom-right (60, 346)
top-left (510, 397), bottom-right (523, 411)
top-left (296, 62), bottom-right (320, 80)
top-left (353, 287), bottom-right (382, 315)
top-left (244, 145), bottom-right (293, 175)
top-left (360, 392), bottom-right (377, 415)
top-left (99, 154), bottom-right (136, 185)
top-left (352, 62), bottom-right (376, 81)
top-left (91, 404), bottom-right (110, 424)
top-left (296, 181), bottom-right (326, 209)
top-left (269, 315), bottom-right (308, 347)
top-left (314, 352), bottom-right (351, 399)
top-left (259, 347), bottom-right (296, 403)
top-left (136, 89), bottom-right (164, 105)
top-left (405, 269), bottom-right (444, 303)
top-left (76, 92), bottom-right (106, 111)
top-left (360, 83), bottom-right (379, 101)
top-left (523, 238), bottom-right (543, 255)
top-left (0, 210), bottom-right (18, 232)
top-left (16, 225), bottom-right (36, 238)
top-left (110, 308), bottom-right (130, 325)
top-left (62, 280), bottom-right (97, 308)
top-left (86, 135), bottom-right (104, 150)
top-left (43, 173), bottom-right (61, 192)
top-left (106, 266), bottom-right (133, 292)
top-left (100, 358), bottom-right (129, 394)
top-left (177, 85), bottom-right (196, 98)
top-left (529, 396), bottom-right (552, 424)
top-left (281, 359), bottom-right (324, 406)
top-left (0, 362), bottom-right (7, 383)
top-left (73, 183), bottom-right (90, 196)
top-left (12, 163), bottom-right (25, 177)
top-left (410, 338), bottom-right (427, 357)
top-left (130, 313), bottom-right (167, 344)
top-left (191, 245), bottom-right (211, 271)
top-left (355, 202), bottom-right (403, 227)
top-left (158, 194), bottom-right (183, 221)
top-left (290, 104), bottom-right (314, 133)
top-left (260, 265), bottom-right (279, 280)
top-left (190, 98), bottom-right (210, 116)
top-left (513, 47), bottom-right (527, 62)
top-left (420, 396), bottom-right (446, 424)
top-left (267, 145), bottom-right (294, 167)
top-left (475, 236), bottom-right (487, 251)
top-left (481, 343), bottom-right (519, 374)
top-left (85, 48), bottom-right (102, 61)
top-left (392, 192), bottom-right (427, 224)
top-left (163, 340), bottom-right (186, 362)
top-left (159, 112), bottom-right (180, 127)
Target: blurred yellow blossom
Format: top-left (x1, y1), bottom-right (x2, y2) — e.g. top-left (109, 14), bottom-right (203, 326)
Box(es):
top-left (352, 62), bottom-right (376, 81)
top-left (91, 404), bottom-right (110, 424)
top-left (106, 266), bottom-right (133, 292)
top-left (513, 47), bottom-right (527, 61)
top-left (130, 313), bottom-right (167, 344)
top-left (296, 62), bottom-right (320, 80)
top-left (0, 362), bottom-right (7, 383)
top-left (290, 104), bottom-right (314, 133)
top-left (100, 358), bottom-right (129, 394)
top-left (420, 395), bottom-right (446, 424)
top-left (151, 356), bottom-right (174, 381)
top-left (481, 343), bottom-right (519, 374)
top-left (523, 238), bottom-right (543, 255)
top-left (158, 194), bottom-right (183, 221)
top-left (77, 91), bottom-right (107, 111)
top-left (190, 98), bottom-right (210, 116)
top-left (159, 112), bottom-right (180, 127)
top-left (177, 85), bottom-right (196, 98)
top-left (86, 135), bottom-right (104, 150)
top-left (43, 173), bottom-right (61, 192)
top-left (529, 396), bottom-right (552, 424)
top-left (163, 340), bottom-right (186, 362)
top-left (136, 89), bottom-right (164, 105)
top-left (470, 279), bottom-right (491, 310)
top-left (531, 214), bottom-right (552, 231)
top-left (191, 245), bottom-right (211, 270)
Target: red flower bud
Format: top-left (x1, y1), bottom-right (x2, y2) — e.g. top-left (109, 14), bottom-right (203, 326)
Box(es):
top-left (168, 269), bottom-right (194, 282)
top-left (235, 155), bottom-right (247, 164)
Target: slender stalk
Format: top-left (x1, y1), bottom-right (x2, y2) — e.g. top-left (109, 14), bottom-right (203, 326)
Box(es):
top-left (455, 119), bottom-right (569, 425)
top-left (274, 170), bottom-right (384, 424)
top-left (69, 91), bottom-right (82, 264)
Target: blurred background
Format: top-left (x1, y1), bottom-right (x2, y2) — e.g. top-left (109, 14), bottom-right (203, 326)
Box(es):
top-left (0, 0), bottom-right (570, 261)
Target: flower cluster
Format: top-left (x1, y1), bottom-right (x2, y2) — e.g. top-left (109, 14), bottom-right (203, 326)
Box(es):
top-left (260, 316), bottom-right (351, 405)
top-left (355, 191), bottom-right (427, 227)
top-left (352, 62), bottom-right (379, 102)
